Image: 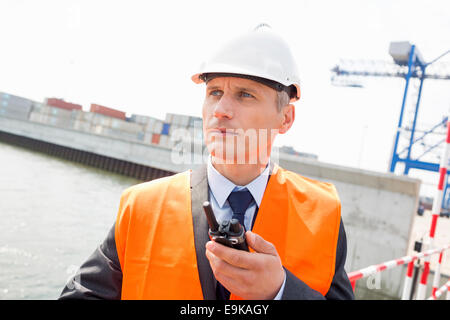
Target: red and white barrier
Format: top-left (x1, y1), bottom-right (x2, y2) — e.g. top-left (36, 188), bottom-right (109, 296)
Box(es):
top-left (348, 244), bottom-right (450, 292)
top-left (414, 116), bottom-right (450, 300)
top-left (401, 259), bottom-right (416, 300)
top-left (427, 280), bottom-right (450, 300)
top-left (431, 252), bottom-right (444, 298)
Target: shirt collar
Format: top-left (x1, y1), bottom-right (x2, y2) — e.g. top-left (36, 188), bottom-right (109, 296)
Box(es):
top-left (207, 155), bottom-right (271, 208)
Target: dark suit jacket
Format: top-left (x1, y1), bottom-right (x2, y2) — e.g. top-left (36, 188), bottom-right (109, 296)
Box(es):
top-left (59, 164), bottom-right (355, 300)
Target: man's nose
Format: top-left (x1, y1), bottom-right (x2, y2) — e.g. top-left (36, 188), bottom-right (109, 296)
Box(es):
top-left (213, 93), bottom-right (234, 120)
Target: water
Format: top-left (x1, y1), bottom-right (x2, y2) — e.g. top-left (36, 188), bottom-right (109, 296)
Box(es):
top-left (0, 141), bottom-right (140, 299)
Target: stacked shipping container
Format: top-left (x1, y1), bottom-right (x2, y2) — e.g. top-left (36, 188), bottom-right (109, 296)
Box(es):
top-left (30, 104), bottom-right (144, 142)
top-left (128, 112), bottom-right (203, 149)
top-left (90, 104), bottom-right (126, 120)
top-left (0, 92), bottom-right (33, 121)
top-left (45, 98), bottom-right (82, 111)
top-left (29, 103), bottom-right (74, 128)
top-left (0, 90), bottom-right (205, 150)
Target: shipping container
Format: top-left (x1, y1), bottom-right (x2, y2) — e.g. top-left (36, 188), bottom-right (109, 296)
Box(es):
top-left (142, 132), bottom-right (152, 144)
top-left (143, 118), bottom-right (159, 133)
top-left (137, 131), bottom-right (145, 141)
top-left (72, 120), bottom-right (92, 132)
top-left (143, 118), bottom-right (154, 132)
top-left (29, 112), bottom-right (72, 128)
top-left (151, 133), bottom-right (160, 144)
top-left (165, 113), bottom-right (192, 127)
top-left (45, 98), bottom-right (82, 111)
top-left (0, 98), bottom-right (33, 112)
top-left (90, 124), bottom-right (140, 142)
top-left (36, 105), bottom-right (73, 119)
top-left (0, 102), bottom-right (32, 114)
top-left (152, 120), bottom-right (163, 134)
top-left (90, 103), bottom-right (126, 120)
top-left (165, 113), bottom-right (174, 123)
top-left (130, 113), bottom-right (160, 125)
top-left (175, 114), bottom-right (190, 127)
top-left (161, 123), bottom-right (170, 135)
top-left (91, 113), bottom-right (114, 127)
top-left (159, 134), bottom-right (173, 149)
top-left (71, 110), bottom-right (96, 122)
top-left (32, 102), bottom-right (44, 112)
top-left (0, 106), bottom-right (31, 121)
top-left (1, 92), bottom-right (33, 110)
top-left (110, 118), bottom-right (143, 134)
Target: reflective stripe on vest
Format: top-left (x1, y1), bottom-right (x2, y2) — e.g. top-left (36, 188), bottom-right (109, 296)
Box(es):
top-left (115, 164), bottom-right (341, 299)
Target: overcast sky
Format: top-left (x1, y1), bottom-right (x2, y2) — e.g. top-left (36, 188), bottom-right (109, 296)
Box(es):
top-left (1, 0), bottom-right (449, 196)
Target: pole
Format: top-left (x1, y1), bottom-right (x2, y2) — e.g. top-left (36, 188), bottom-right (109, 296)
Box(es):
top-left (431, 252), bottom-right (443, 298)
top-left (401, 259), bottom-right (415, 299)
top-left (404, 73), bottom-right (426, 174)
top-left (389, 45), bottom-right (416, 173)
top-left (415, 115), bottom-right (450, 299)
top-left (409, 258), bottom-right (421, 300)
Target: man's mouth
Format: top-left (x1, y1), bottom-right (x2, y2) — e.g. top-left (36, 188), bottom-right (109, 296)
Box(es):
top-left (209, 128), bottom-right (237, 136)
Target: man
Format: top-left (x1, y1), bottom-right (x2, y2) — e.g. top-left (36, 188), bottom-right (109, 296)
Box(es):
top-left (59, 25), bottom-right (354, 300)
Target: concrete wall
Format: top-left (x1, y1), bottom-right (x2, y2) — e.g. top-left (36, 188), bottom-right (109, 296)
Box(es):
top-left (0, 115), bottom-right (421, 299)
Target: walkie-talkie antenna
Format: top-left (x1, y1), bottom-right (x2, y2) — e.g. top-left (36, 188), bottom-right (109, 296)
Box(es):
top-left (203, 201), bottom-right (219, 231)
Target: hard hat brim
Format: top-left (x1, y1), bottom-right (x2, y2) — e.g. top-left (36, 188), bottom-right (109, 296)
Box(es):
top-left (191, 64), bottom-right (300, 102)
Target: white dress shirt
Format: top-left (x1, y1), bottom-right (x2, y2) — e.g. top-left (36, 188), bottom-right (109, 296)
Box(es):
top-left (206, 155), bottom-right (286, 299)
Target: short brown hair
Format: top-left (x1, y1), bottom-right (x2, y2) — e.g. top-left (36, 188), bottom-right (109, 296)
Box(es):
top-left (276, 90), bottom-right (290, 112)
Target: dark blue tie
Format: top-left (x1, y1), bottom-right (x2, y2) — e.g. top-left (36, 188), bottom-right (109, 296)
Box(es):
top-left (216, 188), bottom-right (255, 300)
top-left (227, 188), bottom-right (255, 229)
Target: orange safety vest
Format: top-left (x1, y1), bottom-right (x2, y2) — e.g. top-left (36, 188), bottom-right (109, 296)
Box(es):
top-left (115, 164), bottom-right (341, 299)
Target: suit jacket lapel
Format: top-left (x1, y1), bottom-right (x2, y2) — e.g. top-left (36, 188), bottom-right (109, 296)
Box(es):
top-left (190, 164), bottom-right (216, 300)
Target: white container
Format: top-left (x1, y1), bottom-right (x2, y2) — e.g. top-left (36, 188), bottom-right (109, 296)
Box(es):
top-left (165, 113), bottom-right (174, 123)
top-left (92, 124), bottom-right (104, 135)
top-left (0, 93), bottom-right (33, 109)
top-left (153, 120), bottom-right (163, 134)
top-left (179, 114), bottom-right (190, 127)
top-left (110, 118), bottom-right (143, 133)
top-left (91, 113), bottom-right (113, 127)
top-left (72, 120), bottom-right (91, 132)
top-left (0, 100), bottom-right (33, 113)
top-left (29, 111), bottom-right (46, 123)
top-left (48, 115), bottom-right (72, 128)
top-left (130, 114), bottom-right (150, 125)
top-left (0, 107), bottom-right (30, 120)
top-left (159, 134), bottom-right (173, 148)
top-left (38, 105), bottom-right (73, 119)
top-left (144, 118), bottom-right (156, 132)
top-left (143, 132), bottom-right (153, 144)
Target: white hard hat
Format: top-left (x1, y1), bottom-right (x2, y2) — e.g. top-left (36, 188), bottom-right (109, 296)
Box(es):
top-left (191, 24), bottom-right (301, 102)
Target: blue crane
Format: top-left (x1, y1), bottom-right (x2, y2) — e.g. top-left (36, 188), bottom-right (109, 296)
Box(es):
top-left (331, 42), bottom-right (450, 212)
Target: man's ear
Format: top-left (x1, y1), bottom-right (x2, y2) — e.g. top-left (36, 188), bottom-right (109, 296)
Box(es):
top-left (278, 104), bottom-right (295, 134)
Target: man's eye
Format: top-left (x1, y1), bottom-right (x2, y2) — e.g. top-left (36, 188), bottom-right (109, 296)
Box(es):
top-left (241, 92), bottom-right (254, 98)
top-left (210, 90), bottom-right (222, 96)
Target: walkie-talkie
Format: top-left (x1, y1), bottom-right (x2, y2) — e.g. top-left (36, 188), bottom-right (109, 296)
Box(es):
top-left (202, 201), bottom-right (249, 251)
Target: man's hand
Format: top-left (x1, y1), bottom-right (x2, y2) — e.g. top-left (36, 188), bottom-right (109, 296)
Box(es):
top-left (205, 231), bottom-right (285, 300)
